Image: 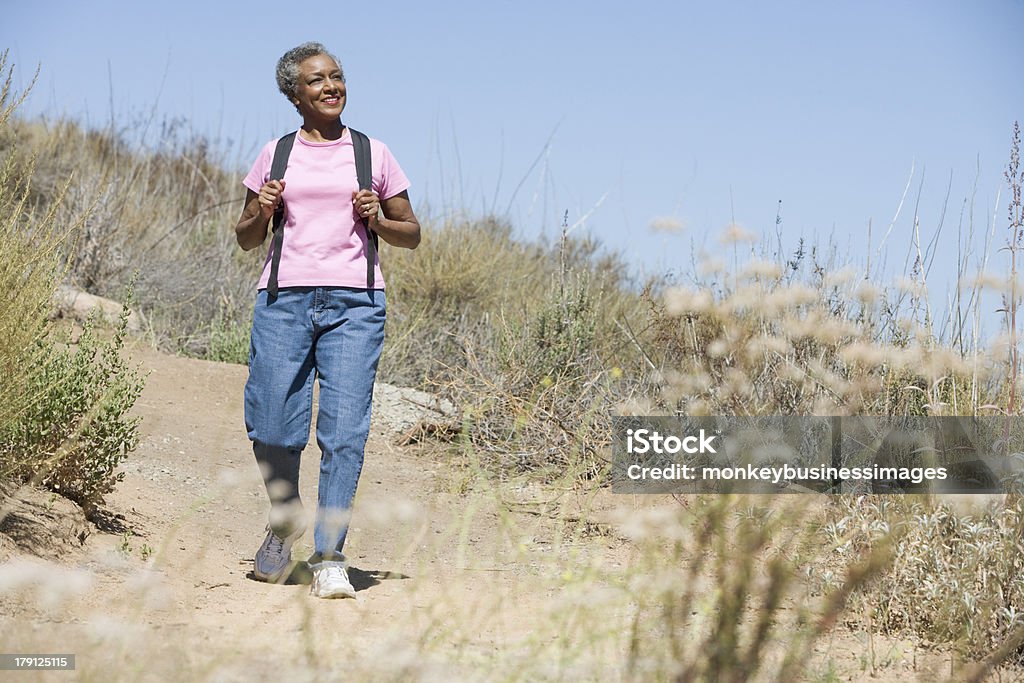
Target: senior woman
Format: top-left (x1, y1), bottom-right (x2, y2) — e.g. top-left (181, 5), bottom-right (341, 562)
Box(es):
top-left (235, 41), bottom-right (420, 599)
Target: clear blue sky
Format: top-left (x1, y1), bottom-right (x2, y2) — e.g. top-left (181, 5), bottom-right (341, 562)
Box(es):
top-left (3, 1), bottom-right (1023, 334)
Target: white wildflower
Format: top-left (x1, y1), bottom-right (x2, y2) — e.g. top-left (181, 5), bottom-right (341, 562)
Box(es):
top-left (664, 287), bottom-right (714, 315)
top-left (720, 222), bottom-right (758, 244)
top-left (740, 259), bottom-right (782, 281)
top-left (824, 267), bottom-right (858, 288)
top-left (649, 216), bottom-right (685, 233)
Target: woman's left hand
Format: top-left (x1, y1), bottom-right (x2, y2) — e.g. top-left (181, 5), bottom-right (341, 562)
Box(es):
top-left (352, 190), bottom-right (380, 228)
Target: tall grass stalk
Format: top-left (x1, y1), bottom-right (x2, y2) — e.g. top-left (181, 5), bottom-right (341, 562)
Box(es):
top-left (1005, 121), bottom-right (1023, 418)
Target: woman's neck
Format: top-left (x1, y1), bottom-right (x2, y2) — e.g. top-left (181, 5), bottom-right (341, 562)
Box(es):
top-left (299, 119), bottom-right (346, 143)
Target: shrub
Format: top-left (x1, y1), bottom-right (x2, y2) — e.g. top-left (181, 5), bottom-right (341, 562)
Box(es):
top-left (452, 271), bottom-right (622, 481)
top-left (1, 290), bottom-right (145, 513)
top-left (821, 495), bottom-right (1024, 665)
top-left (379, 216), bottom-right (549, 386)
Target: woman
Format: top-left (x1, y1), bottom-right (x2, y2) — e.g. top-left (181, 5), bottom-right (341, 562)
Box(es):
top-left (235, 42), bottom-right (420, 599)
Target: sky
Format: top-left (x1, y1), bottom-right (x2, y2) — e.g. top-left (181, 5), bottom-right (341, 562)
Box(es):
top-left (3, 1), bottom-right (1023, 336)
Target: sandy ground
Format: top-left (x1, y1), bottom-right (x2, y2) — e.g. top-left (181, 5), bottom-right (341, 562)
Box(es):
top-left (0, 343), bottom-right (1018, 682)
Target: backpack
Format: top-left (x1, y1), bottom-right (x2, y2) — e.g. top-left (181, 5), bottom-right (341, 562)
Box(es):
top-left (265, 128), bottom-right (378, 297)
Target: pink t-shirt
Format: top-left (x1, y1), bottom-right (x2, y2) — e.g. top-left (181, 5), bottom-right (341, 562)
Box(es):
top-left (243, 129), bottom-right (411, 290)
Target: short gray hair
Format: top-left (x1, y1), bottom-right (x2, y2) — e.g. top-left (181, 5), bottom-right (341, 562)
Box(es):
top-left (275, 42), bottom-right (344, 101)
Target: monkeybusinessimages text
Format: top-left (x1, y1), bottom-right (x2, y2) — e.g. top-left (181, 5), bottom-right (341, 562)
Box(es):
top-left (624, 428), bottom-right (949, 485)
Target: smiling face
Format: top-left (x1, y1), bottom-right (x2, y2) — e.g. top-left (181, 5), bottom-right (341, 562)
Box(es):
top-left (291, 54), bottom-right (346, 122)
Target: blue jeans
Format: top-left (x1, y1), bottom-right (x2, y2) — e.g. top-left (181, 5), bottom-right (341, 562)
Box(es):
top-left (244, 286), bottom-right (385, 567)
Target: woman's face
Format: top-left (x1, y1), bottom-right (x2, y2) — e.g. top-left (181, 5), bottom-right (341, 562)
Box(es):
top-left (292, 54), bottom-right (346, 121)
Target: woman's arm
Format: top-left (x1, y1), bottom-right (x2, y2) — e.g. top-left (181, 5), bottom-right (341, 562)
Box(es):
top-left (355, 189), bottom-right (421, 249)
top-left (235, 181), bottom-right (286, 251)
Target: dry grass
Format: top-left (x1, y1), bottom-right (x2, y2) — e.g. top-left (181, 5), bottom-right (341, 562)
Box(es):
top-left (0, 113), bottom-right (262, 360)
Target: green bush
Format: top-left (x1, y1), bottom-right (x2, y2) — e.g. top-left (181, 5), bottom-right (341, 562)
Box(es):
top-left (502, 273), bottom-right (598, 390)
top-left (1, 295), bottom-right (145, 512)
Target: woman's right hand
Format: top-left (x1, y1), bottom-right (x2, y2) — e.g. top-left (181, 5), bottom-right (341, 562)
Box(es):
top-left (257, 180), bottom-right (286, 220)
top-left (235, 181), bottom-right (286, 250)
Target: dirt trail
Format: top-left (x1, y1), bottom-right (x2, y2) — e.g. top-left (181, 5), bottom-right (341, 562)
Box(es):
top-left (0, 344), bottom-right (986, 681)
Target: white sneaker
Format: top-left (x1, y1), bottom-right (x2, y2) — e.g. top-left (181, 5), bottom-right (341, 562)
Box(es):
top-left (310, 564), bottom-right (357, 599)
top-left (253, 525), bottom-right (304, 583)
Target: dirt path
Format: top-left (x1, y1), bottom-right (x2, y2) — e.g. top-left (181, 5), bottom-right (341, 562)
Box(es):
top-left (0, 344), bottom-right (1002, 681)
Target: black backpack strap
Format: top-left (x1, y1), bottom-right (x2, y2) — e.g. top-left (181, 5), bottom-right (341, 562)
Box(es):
top-left (349, 128), bottom-right (377, 288)
top-left (266, 131), bottom-right (297, 299)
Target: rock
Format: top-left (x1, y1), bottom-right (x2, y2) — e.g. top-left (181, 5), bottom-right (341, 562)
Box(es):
top-left (52, 284), bottom-right (146, 332)
top-left (371, 383), bottom-right (457, 436)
